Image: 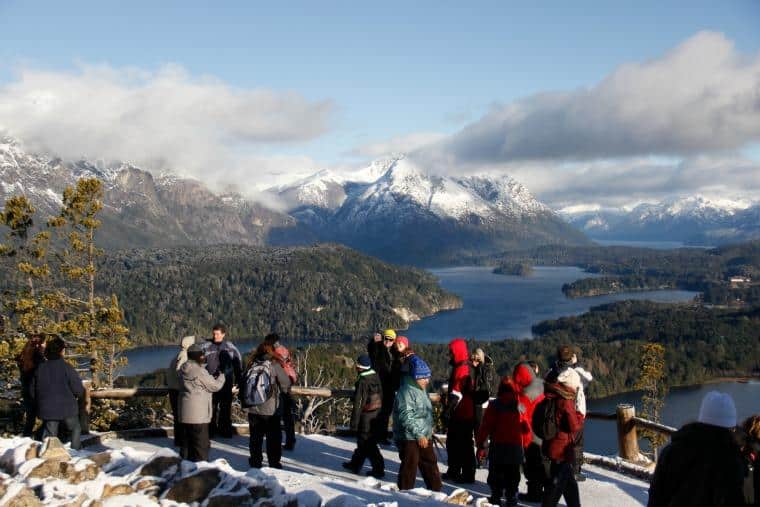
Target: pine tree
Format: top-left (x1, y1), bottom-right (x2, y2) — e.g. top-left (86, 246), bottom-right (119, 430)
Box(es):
top-left (635, 342), bottom-right (668, 459)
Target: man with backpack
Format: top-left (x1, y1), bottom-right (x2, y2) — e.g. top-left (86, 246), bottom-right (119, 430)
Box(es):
top-left (536, 368), bottom-right (582, 507)
top-left (178, 343), bottom-right (226, 462)
top-left (202, 323), bottom-right (243, 438)
top-left (264, 333), bottom-right (298, 450)
top-left (343, 354), bottom-right (385, 478)
top-left (242, 342), bottom-right (292, 469)
top-left (442, 338), bottom-right (476, 483)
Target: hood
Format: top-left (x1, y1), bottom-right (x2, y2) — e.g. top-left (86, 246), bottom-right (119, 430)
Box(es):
top-left (180, 335), bottom-right (196, 349)
top-left (180, 359), bottom-right (205, 379)
top-left (544, 381), bottom-right (576, 400)
top-left (513, 362), bottom-right (544, 401)
top-left (448, 338), bottom-right (469, 364)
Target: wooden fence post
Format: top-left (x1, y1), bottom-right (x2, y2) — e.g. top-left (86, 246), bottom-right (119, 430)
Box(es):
top-left (80, 380), bottom-right (92, 435)
top-left (616, 403), bottom-right (640, 461)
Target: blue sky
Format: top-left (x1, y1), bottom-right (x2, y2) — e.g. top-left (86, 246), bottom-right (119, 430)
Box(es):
top-left (1, 1), bottom-right (759, 206)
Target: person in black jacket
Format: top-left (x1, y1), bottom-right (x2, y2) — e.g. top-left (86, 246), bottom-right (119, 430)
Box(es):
top-left (367, 329), bottom-right (401, 444)
top-left (648, 391), bottom-right (745, 507)
top-left (16, 334), bottom-right (46, 437)
top-left (202, 323), bottom-right (243, 438)
top-left (343, 355), bottom-right (385, 478)
top-left (29, 337), bottom-right (84, 449)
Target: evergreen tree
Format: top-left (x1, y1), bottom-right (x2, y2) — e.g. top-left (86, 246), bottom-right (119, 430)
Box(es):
top-left (635, 342), bottom-right (668, 459)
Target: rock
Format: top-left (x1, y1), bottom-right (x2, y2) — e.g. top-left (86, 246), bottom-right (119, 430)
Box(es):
top-left (3, 485), bottom-right (42, 507)
top-left (248, 485), bottom-right (273, 500)
top-left (206, 494), bottom-right (254, 507)
top-left (139, 456), bottom-right (181, 478)
top-left (445, 488), bottom-right (471, 505)
top-left (71, 463), bottom-right (100, 484)
top-left (27, 460), bottom-right (65, 479)
top-left (38, 438), bottom-right (70, 462)
top-left (132, 477), bottom-right (165, 497)
top-left (87, 452), bottom-right (112, 468)
top-left (101, 484), bottom-right (135, 498)
top-left (24, 442), bottom-right (39, 460)
top-left (163, 469), bottom-right (221, 503)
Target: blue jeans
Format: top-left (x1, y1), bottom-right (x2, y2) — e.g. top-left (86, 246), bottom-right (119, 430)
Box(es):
top-left (43, 416), bottom-right (82, 450)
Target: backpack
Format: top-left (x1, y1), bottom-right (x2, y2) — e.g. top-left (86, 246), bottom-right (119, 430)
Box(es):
top-left (242, 360), bottom-right (275, 408)
top-left (531, 396), bottom-right (558, 441)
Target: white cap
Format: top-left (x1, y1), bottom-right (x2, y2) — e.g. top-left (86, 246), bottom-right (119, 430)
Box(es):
top-left (697, 391), bottom-right (737, 428)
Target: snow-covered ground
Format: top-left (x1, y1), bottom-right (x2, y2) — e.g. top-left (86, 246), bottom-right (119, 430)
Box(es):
top-left (100, 433), bottom-right (649, 506)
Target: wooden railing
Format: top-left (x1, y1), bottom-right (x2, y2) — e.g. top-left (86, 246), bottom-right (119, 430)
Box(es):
top-left (87, 385), bottom-right (666, 463)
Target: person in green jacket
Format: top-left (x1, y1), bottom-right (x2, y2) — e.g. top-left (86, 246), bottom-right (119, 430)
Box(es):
top-left (393, 355), bottom-right (442, 491)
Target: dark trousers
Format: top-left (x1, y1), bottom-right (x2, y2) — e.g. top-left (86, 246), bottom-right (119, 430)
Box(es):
top-left (168, 390), bottom-right (184, 446)
top-left (281, 393), bottom-right (296, 447)
top-left (446, 421), bottom-right (476, 481)
top-left (43, 416), bottom-right (81, 450)
top-left (181, 423), bottom-right (210, 462)
top-left (210, 389), bottom-right (233, 437)
top-left (397, 440), bottom-right (442, 491)
top-left (524, 442), bottom-right (547, 496)
top-left (574, 425), bottom-right (585, 475)
top-left (542, 461), bottom-right (580, 507)
top-left (377, 389), bottom-right (395, 441)
top-left (248, 414), bottom-right (282, 468)
top-left (21, 393), bottom-right (37, 438)
top-left (349, 418), bottom-right (385, 473)
top-left (488, 463), bottom-right (521, 502)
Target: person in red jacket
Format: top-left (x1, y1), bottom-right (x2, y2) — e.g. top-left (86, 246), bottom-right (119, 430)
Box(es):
top-left (265, 333), bottom-right (298, 450)
top-left (512, 361), bottom-right (546, 502)
top-left (442, 338), bottom-right (476, 483)
top-left (541, 376), bottom-right (582, 507)
top-left (476, 378), bottom-right (525, 507)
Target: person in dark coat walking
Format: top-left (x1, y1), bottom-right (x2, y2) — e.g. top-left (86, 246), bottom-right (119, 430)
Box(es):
top-left (202, 323), bottom-right (242, 438)
top-left (16, 334), bottom-right (46, 437)
top-left (29, 337), bottom-right (84, 449)
top-left (541, 371), bottom-right (582, 507)
top-left (648, 391), bottom-right (745, 507)
top-left (244, 342), bottom-right (292, 469)
top-left (442, 338), bottom-right (476, 483)
top-left (179, 343), bottom-right (226, 462)
top-left (476, 378), bottom-right (525, 507)
top-left (367, 329), bottom-right (401, 443)
top-left (343, 354), bottom-right (385, 478)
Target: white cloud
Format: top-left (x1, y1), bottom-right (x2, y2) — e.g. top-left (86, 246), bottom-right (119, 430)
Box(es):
top-left (0, 63), bottom-right (334, 194)
top-left (418, 31), bottom-right (760, 166)
top-left (350, 131), bottom-right (447, 159)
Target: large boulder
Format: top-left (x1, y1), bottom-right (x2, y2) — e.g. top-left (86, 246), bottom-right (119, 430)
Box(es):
top-left (138, 456), bottom-right (181, 479)
top-left (38, 438), bottom-right (70, 462)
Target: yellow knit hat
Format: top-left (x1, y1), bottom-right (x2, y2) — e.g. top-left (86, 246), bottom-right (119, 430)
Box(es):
top-left (382, 329), bottom-right (397, 340)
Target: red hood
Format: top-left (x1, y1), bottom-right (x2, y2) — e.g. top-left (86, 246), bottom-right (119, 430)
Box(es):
top-left (448, 338), bottom-right (469, 364)
top-left (513, 362), bottom-right (535, 390)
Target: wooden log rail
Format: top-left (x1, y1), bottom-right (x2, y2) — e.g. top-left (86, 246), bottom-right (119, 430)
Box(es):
top-left (88, 385), bottom-right (662, 462)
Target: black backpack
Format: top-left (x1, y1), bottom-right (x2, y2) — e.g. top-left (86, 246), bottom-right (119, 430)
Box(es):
top-left (531, 396), bottom-right (558, 441)
top-left (470, 363), bottom-right (493, 405)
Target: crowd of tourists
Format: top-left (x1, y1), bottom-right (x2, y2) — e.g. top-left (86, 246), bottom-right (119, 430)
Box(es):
top-left (15, 327), bottom-right (760, 506)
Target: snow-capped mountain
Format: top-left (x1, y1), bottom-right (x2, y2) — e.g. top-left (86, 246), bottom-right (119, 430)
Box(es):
top-left (274, 156), bottom-right (588, 264)
top-left (562, 196), bottom-right (760, 245)
top-left (0, 137), bottom-right (293, 249)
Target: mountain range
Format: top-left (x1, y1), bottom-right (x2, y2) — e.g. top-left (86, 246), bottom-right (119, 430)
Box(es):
top-left (561, 196), bottom-right (760, 246)
top-left (1, 139), bottom-right (587, 264)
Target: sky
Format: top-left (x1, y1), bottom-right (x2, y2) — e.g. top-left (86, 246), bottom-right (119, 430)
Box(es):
top-left (1, 1), bottom-right (759, 209)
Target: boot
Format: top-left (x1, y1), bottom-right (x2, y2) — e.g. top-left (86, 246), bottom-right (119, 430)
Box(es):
top-left (341, 462), bottom-right (360, 474)
top-left (366, 469), bottom-right (385, 479)
top-left (518, 482), bottom-right (543, 503)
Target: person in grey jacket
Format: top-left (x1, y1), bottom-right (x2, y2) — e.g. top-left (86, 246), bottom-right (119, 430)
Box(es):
top-left (244, 342), bottom-right (291, 469)
top-left (179, 343), bottom-right (226, 462)
top-left (167, 335), bottom-right (195, 447)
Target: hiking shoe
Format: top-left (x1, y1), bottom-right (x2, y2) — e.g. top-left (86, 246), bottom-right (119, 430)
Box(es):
top-left (283, 442), bottom-right (296, 451)
top-left (518, 492), bottom-right (543, 502)
top-left (366, 470), bottom-right (385, 479)
top-left (341, 462), bottom-right (360, 474)
top-left (441, 471), bottom-right (461, 482)
top-left (575, 472), bottom-right (587, 482)
top-left (488, 497), bottom-right (501, 506)
top-left (505, 495), bottom-right (518, 506)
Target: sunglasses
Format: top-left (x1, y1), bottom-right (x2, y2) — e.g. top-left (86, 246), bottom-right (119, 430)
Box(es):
top-left (384, 337), bottom-right (395, 342)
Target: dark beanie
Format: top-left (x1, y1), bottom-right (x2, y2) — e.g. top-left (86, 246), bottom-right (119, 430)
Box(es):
top-left (188, 343), bottom-right (205, 361)
top-left (557, 344), bottom-right (574, 363)
top-left (357, 354), bottom-right (372, 370)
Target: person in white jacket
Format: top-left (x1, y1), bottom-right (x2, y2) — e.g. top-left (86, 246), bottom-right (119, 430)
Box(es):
top-left (167, 335), bottom-right (195, 447)
top-left (179, 343), bottom-right (226, 462)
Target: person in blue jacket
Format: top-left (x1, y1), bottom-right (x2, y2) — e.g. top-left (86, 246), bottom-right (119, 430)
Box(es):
top-left (202, 323), bottom-right (242, 437)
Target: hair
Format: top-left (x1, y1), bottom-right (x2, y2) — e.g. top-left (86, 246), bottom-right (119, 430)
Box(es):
top-left (527, 360), bottom-right (539, 373)
top-left (45, 337), bottom-right (66, 360)
top-left (557, 344), bottom-right (574, 363)
top-left (741, 415), bottom-right (760, 453)
top-left (247, 342), bottom-right (275, 369)
top-left (264, 333), bottom-right (280, 344)
top-left (18, 335), bottom-right (43, 374)
top-left (212, 323), bottom-right (226, 334)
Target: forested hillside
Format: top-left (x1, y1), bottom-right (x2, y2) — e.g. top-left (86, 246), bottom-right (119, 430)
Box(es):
top-left (96, 244), bottom-right (461, 345)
